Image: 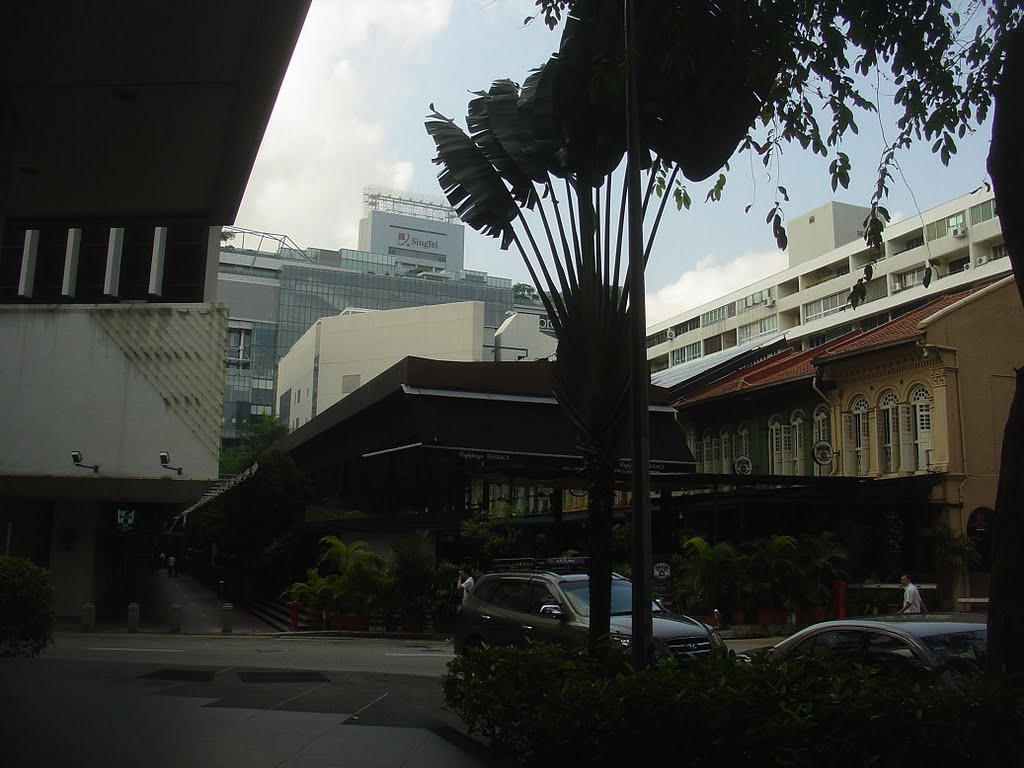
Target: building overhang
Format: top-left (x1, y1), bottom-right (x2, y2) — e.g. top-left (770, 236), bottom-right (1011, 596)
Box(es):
top-left (0, 475), bottom-right (218, 505)
top-left (1, 1), bottom-right (310, 223)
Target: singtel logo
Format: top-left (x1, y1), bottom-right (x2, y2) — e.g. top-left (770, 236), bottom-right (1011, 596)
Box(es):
top-left (396, 231), bottom-right (440, 250)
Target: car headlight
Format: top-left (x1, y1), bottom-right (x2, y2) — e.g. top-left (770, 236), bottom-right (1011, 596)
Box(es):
top-left (708, 626), bottom-right (726, 651)
top-left (610, 633), bottom-right (632, 648)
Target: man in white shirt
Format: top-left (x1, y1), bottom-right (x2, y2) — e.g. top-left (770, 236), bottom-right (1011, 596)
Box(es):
top-left (456, 566), bottom-right (475, 606)
top-left (898, 574), bottom-right (923, 614)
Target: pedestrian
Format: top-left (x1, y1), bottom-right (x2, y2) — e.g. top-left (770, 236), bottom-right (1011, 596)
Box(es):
top-left (897, 573), bottom-right (925, 614)
top-left (455, 565), bottom-right (475, 606)
top-left (167, 554), bottom-right (176, 577)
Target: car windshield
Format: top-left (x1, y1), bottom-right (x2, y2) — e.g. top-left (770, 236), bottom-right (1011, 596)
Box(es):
top-left (920, 629), bottom-right (987, 672)
top-left (560, 580), bottom-right (664, 617)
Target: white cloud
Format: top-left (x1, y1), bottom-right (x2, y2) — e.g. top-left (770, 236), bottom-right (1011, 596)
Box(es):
top-left (234, 0), bottom-right (454, 248)
top-left (645, 249), bottom-right (789, 327)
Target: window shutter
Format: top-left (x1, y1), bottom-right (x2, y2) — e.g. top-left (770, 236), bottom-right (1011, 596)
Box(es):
top-left (859, 412), bottom-right (871, 475)
top-left (770, 425), bottom-right (783, 474)
top-left (721, 434), bottom-right (733, 474)
top-left (842, 414), bottom-right (856, 476)
top-left (703, 435), bottom-right (713, 473)
top-left (781, 425), bottom-right (794, 476)
top-left (916, 403), bottom-right (933, 468)
top-left (875, 408), bottom-right (888, 475)
top-left (793, 422), bottom-right (805, 476)
top-left (898, 404), bottom-right (916, 471)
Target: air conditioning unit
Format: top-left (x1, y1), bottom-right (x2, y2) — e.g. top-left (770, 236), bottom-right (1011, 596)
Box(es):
top-left (976, 256), bottom-right (988, 266)
top-left (764, 297), bottom-right (776, 308)
top-left (963, 262), bottom-right (971, 271)
top-left (666, 329), bottom-right (676, 340)
top-left (952, 227), bottom-right (967, 239)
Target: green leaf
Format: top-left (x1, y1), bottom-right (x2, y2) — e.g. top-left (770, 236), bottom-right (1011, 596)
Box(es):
top-left (923, 267), bottom-right (933, 289)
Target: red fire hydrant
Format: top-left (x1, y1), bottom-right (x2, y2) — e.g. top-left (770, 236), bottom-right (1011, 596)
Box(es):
top-left (288, 600), bottom-right (300, 631)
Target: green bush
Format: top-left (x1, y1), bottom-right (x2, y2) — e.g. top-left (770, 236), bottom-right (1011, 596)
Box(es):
top-left (0, 556), bottom-right (56, 657)
top-left (442, 643), bottom-right (1024, 767)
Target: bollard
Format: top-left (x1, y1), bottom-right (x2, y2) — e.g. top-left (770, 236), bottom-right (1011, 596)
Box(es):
top-left (82, 602), bottom-right (96, 632)
top-left (221, 602), bottom-right (233, 634)
top-left (169, 603), bottom-right (183, 633)
top-left (218, 580), bottom-right (224, 600)
top-left (127, 602), bottom-right (140, 632)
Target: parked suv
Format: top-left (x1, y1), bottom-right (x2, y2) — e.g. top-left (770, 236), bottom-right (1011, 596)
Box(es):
top-left (454, 557), bottom-right (724, 660)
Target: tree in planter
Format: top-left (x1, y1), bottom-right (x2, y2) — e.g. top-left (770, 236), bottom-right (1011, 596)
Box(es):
top-left (744, 535), bottom-right (804, 623)
top-left (281, 569), bottom-right (334, 630)
top-left (386, 536), bottom-right (435, 631)
top-left (316, 537), bottom-right (385, 628)
top-left (429, 560), bottom-right (462, 633)
top-left (670, 536), bottom-right (741, 618)
top-left (0, 556), bottom-right (55, 657)
top-left (798, 532), bottom-right (849, 621)
top-left (925, 525), bottom-right (981, 611)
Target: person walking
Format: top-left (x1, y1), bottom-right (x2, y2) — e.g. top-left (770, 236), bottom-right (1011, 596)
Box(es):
top-left (897, 573), bottom-right (925, 614)
top-left (167, 554), bottom-right (177, 577)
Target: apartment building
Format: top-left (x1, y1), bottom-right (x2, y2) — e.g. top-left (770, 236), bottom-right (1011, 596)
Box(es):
top-left (647, 189), bottom-right (1009, 376)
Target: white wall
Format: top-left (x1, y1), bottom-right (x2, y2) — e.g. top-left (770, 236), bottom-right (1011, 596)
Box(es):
top-left (277, 301), bottom-right (485, 418)
top-left (276, 321), bottom-right (318, 429)
top-left (494, 312), bottom-right (558, 361)
top-left (0, 305), bottom-right (226, 479)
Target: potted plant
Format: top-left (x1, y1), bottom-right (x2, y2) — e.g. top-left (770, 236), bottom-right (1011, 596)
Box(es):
top-left (797, 531), bottom-right (848, 623)
top-left (281, 569), bottom-right (334, 630)
top-left (670, 536), bottom-right (741, 623)
top-left (316, 536), bottom-right (384, 631)
top-left (428, 560), bottom-right (461, 634)
top-left (386, 536), bottom-right (435, 632)
top-left (745, 534), bottom-right (803, 625)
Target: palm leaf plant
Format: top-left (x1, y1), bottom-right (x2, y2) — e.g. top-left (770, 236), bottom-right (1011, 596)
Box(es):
top-left (425, 1), bottom-right (776, 658)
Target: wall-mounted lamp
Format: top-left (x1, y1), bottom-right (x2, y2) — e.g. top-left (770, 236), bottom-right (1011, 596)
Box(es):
top-left (159, 451), bottom-right (182, 476)
top-left (71, 450), bottom-right (99, 473)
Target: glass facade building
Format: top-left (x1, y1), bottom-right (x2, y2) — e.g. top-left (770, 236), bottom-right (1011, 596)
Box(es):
top-left (217, 238), bottom-right (514, 442)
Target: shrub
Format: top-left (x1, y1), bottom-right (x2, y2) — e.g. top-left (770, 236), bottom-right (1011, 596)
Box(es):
top-left (442, 643), bottom-right (1024, 767)
top-left (0, 556), bottom-right (56, 657)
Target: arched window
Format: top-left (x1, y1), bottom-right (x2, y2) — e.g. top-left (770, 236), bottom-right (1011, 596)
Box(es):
top-left (910, 386), bottom-right (933, 470)
top-left (878, 391), bottom-right (900, 474)
top-left (791, 410), bottom-right (806, 476)
top-left (813, 405), bottom-right (831, 476)
top-left (842, 397), bottom-right (870, 476)
top-left (735, 423), bottom-right (751, 473)
top-left (702, 429), bottom-right (721, 473)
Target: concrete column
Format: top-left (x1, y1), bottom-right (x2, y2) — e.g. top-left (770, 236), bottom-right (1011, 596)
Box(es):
top-left (127, 602), bottom-right (140, 632)
top-left (169, 603), bottom-right (183, 633)
top-left (221, 603), bottom-right (233, 634)
top-left (81, 603), bottom-right (95, 632)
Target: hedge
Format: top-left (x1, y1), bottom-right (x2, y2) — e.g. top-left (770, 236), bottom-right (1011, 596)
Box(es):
top-left (442, 642), bottom-right (1024, 767)
top-left (0, 556), bottom-right (56, 657)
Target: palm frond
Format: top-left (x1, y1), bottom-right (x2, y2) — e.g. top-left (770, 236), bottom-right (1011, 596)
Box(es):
top-left (425, 106), bottom-right (518, 249)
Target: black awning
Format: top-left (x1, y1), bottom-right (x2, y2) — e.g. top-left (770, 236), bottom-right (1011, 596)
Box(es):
top-left (398, 391), bottom-right (694, 469)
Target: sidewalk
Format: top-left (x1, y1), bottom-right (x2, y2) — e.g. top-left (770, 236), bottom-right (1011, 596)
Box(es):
top-left (61, 570), bottom-right (276, 635)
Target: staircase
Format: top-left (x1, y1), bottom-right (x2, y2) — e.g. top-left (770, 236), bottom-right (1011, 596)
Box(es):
top-left (245, 597), bottom-right (312, 632)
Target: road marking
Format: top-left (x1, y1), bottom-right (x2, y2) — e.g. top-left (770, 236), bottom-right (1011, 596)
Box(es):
top-left (384, 652), bottom-right (453, 657)
top-left (88, 647), bottom-right (187, 653)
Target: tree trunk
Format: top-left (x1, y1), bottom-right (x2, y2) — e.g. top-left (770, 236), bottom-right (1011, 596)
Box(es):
top-left (586, 455), bottom-right (615, 662)
top-left (986, 22), bottom-right (1024, 676)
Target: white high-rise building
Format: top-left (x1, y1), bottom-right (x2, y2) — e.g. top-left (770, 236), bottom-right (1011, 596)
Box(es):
top-left (647, 188), bottom-right (1009, 378)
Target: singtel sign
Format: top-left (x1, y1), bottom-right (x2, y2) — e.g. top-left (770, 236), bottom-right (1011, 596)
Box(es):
top-left (396, 231), bottom-right (440, 251)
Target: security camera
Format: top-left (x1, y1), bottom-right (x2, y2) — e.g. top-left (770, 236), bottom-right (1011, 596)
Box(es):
top-left (72, 450), bottom-right (83, 464)
top-left (159, 451), bottom-right (170, 466)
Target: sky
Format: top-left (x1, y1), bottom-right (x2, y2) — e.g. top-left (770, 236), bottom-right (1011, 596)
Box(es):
top-left (236, 0), bottom-right (995, 328)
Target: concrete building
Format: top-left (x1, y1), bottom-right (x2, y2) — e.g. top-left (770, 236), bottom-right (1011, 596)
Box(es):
top-left (647, 188), bottom-right (1010, 375)
top-left (277, 301), bottom-right (487, 427)
top-left (357, 186), bottom-right (465, 274)
top-left (0, 1), bottom-right (309, 615)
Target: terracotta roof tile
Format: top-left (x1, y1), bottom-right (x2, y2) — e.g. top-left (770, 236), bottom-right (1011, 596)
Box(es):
top-left (815, 288), bottom-right (975, 361)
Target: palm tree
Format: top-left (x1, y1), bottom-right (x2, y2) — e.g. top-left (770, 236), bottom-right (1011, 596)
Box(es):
top-left (316, 537), bottom-right (384, 615)
top-left (425, 1), bottom-right (774, 659)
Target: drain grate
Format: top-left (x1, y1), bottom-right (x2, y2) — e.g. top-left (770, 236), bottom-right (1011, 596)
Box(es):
top-left (143, 668), bottom-right (217, 682)
top-left (237, 670), bottom-right (330, 684)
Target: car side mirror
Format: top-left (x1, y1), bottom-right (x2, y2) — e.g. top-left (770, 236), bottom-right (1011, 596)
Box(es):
top-left (539, 604), bottom-right (567, 621)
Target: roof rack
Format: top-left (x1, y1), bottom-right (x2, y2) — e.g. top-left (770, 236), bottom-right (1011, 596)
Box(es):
top-left (488, 556), bottom-right (590, 573)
